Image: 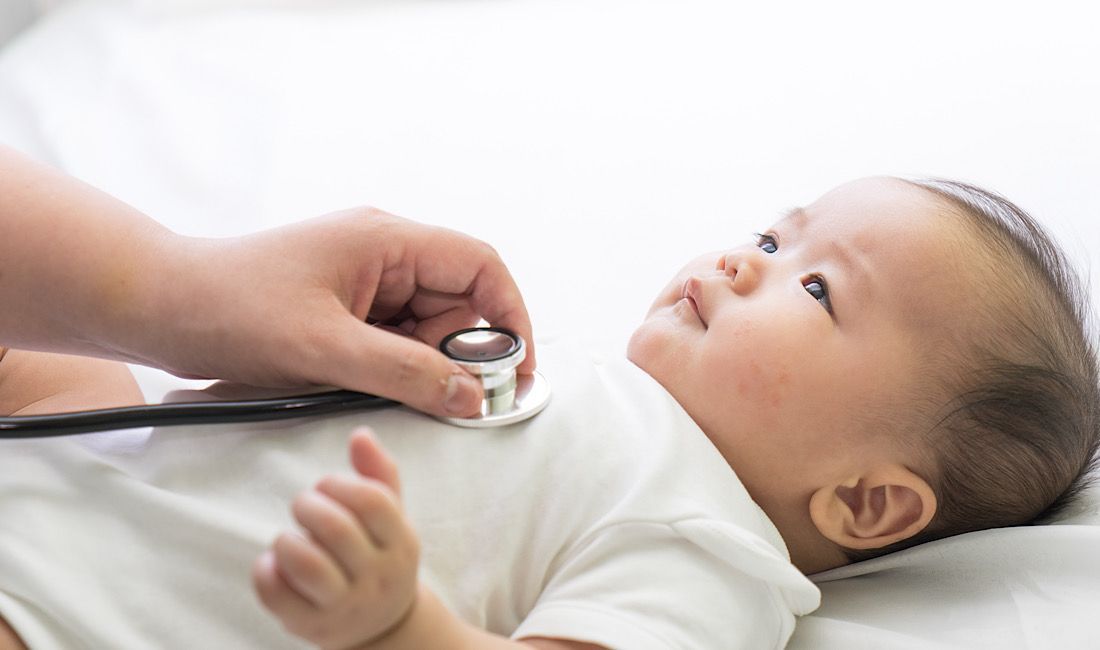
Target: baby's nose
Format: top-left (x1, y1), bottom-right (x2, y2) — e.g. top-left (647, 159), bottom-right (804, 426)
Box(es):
top-left (716, 251), bottom-right (765, 295)
top-left (717, 252), bottom-right (739, 276)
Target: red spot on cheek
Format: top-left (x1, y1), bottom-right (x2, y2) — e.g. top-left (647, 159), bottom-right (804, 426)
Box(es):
top-left (768, 369), bottom-right (792, 408)
top-left (740, 360), bottom-right (790, 408)
top-left (735, 360), bottom-right (763, 397)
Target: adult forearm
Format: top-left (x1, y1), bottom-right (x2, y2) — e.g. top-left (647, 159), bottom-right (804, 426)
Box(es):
top-left (0, 144), bottom-right (534, 406)
top-left (0, 145), bottom-right (178, 360)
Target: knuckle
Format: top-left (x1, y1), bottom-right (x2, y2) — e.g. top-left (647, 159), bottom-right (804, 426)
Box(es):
top-left (357, 205), bottom-right (389, 221)
top-left (318, 514), bottom-right (359, 547)
top-left (393, 345), bottom-right (433, 389)
top-left (475, 239), bottom-right (501, 262)
top-left (275, 535), bottom-right (322, 576)
top-left (344, 480), bottom-right (382, 517)
top-left (359, 482), bottom-right (392, 514)
top-left (272, 532), bottom-right (296, 558)
top-left (291, 550), bottom-right (322, 578)
top-left (308, 508), bottom-right (354, 543)
top-left (290, 493), bottom-right (313, 520)
top-left (316, 474), bottom-right (341, 494)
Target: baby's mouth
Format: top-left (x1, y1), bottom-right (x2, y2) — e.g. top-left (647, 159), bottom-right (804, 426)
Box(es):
top-left (681, 278), bottom-right (708, 328)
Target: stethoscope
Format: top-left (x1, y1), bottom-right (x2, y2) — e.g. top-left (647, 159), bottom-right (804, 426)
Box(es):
top-left (0, 327), bottom-right (551, 438)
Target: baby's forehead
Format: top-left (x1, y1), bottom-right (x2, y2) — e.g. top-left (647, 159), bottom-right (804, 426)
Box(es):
top-left (781, 177), bottom-right (948, 238)
top-left (786, 178), bottom-right (981, 331)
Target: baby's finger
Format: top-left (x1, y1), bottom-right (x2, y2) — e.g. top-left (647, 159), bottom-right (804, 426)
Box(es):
top-left (272, 531), bottom-right (349, 608)
top-left (347, 428), bottom-right (401, 497)
top-left (315, 474), bottom-right (403, 549)
top-left (292, 487), bottom-right (375, 580)
top-left (252, 550), bottom-right (317, 624)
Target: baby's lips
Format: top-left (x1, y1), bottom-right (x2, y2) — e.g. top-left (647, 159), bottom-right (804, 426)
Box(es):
top-left (681, 276), bottom-right (708, 328)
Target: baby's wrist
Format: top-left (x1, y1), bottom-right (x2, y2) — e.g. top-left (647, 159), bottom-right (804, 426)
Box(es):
top-left (362, 583), bottom-right (467, 650)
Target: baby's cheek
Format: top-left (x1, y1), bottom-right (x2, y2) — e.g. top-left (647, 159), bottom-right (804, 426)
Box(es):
top-left (729, 357), bottom-right (793, 411)
top-left (704, 325), bottom-right (793, 414)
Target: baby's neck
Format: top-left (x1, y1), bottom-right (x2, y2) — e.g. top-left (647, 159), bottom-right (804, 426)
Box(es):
top-left (759, 498), bottom-right (848, 575)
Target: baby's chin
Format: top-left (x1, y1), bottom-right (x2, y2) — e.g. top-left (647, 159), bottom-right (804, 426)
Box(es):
top-left (626, 316), bottom-right (676, 380)
top-left (628, 281), bottom-right (695, 375)
top-left (625, 323), bottom-right (653, 370)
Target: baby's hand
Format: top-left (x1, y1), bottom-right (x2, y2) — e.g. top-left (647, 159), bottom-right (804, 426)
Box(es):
top-left (253, 428), bottom-right (420, 650)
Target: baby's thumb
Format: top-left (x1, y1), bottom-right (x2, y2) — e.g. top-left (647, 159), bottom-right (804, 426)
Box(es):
top-left (327, 317), bottom-right (483, 417)
top-left (349, 427), bottom-right (401, 497)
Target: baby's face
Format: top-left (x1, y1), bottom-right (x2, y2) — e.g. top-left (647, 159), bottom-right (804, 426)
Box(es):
top-left (628, 177), bottom-right (970, 511)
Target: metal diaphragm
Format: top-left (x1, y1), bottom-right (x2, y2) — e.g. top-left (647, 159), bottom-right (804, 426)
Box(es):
top-left (436, 327), bottom-right (551, 428)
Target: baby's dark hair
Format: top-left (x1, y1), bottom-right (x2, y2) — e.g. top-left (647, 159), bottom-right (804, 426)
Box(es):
top-left (845, 178), bottom-right (1100, 563)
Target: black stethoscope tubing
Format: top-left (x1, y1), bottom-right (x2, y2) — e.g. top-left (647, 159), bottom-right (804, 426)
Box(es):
top-left (0, 327), bottom-right (526, 438)
top-left (0, 390), bottom-right (395, 439)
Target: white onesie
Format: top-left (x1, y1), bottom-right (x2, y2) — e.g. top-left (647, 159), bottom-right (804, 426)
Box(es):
top-left (0, 340), bottom-right (820, 649)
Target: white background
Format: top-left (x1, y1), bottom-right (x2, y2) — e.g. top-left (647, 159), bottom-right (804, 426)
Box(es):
top-left (0, 0), bottom-right (1097, 349)
top-left (0, 2), bottom-right (1098, 647)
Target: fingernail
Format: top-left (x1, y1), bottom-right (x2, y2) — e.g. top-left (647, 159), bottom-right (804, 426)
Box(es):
top-left (444, 370), bottom-right (481, 415)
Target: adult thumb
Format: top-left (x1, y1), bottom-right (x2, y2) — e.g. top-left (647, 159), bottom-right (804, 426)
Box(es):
top-left (327, 318), bottom-right (483, 417)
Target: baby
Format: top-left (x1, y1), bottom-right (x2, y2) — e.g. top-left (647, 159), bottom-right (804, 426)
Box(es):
top-left (0, 177), bottom-right (1095, 650)
top-left (246, 176), bottom-right (1100, 649)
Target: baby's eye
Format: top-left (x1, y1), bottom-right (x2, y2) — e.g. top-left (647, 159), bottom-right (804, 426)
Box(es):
top-left (803, 276), bottom-right (833, 313)
top-left (754, 232), bottom-right (778, 254)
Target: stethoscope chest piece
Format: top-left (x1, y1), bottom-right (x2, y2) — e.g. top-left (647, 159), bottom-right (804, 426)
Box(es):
top-left (434, 327), bottom-right (551, 428)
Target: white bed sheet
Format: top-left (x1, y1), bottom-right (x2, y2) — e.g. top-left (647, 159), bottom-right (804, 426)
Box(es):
top-left (0, 1), bottom-right (1098, 648)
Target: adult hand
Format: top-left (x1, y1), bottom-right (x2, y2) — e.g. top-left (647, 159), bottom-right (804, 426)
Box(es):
top-left (0, 148), bottom-right (531, 416)
top-left (128, 208), bottom-right (536, 417)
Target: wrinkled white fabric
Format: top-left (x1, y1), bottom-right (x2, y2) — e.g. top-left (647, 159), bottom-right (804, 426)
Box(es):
top-left (0, 342), bottom-right (819, 649)
top-left (790, 522), bottom-right (1100, 649)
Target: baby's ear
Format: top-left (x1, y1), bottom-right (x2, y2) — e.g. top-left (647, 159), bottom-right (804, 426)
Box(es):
top-left (808, 465), bottom-right (937, 551)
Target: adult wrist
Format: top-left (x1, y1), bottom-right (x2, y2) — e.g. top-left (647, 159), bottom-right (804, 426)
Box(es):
top-left (97, 226), bottom-right (205, 369)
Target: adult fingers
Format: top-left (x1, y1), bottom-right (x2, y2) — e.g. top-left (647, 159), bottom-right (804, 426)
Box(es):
top-left (403, 225), bottom-right (537, 373)
top-left (326, 317), bottom-right (483, 417)
top-left (464, 255), bottom-right (537, 374)
top-left (404, 305), bottom-right (481, 350)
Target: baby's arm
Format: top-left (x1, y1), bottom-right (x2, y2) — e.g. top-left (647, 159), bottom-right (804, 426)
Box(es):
top-left (0, 348), bottom-right (140, 649)
top-left (0, 347), bottom-right (144, 416)
top-left (253, 428), bottom-right (604, 650)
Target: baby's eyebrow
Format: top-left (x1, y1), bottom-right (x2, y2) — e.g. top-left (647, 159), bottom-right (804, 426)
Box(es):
top-left (779, 206), bottom-right (808, 230)
top-left (779, 206), bottom-right (873, 311)
top-left (825, 236), bottom-right (874, 311)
